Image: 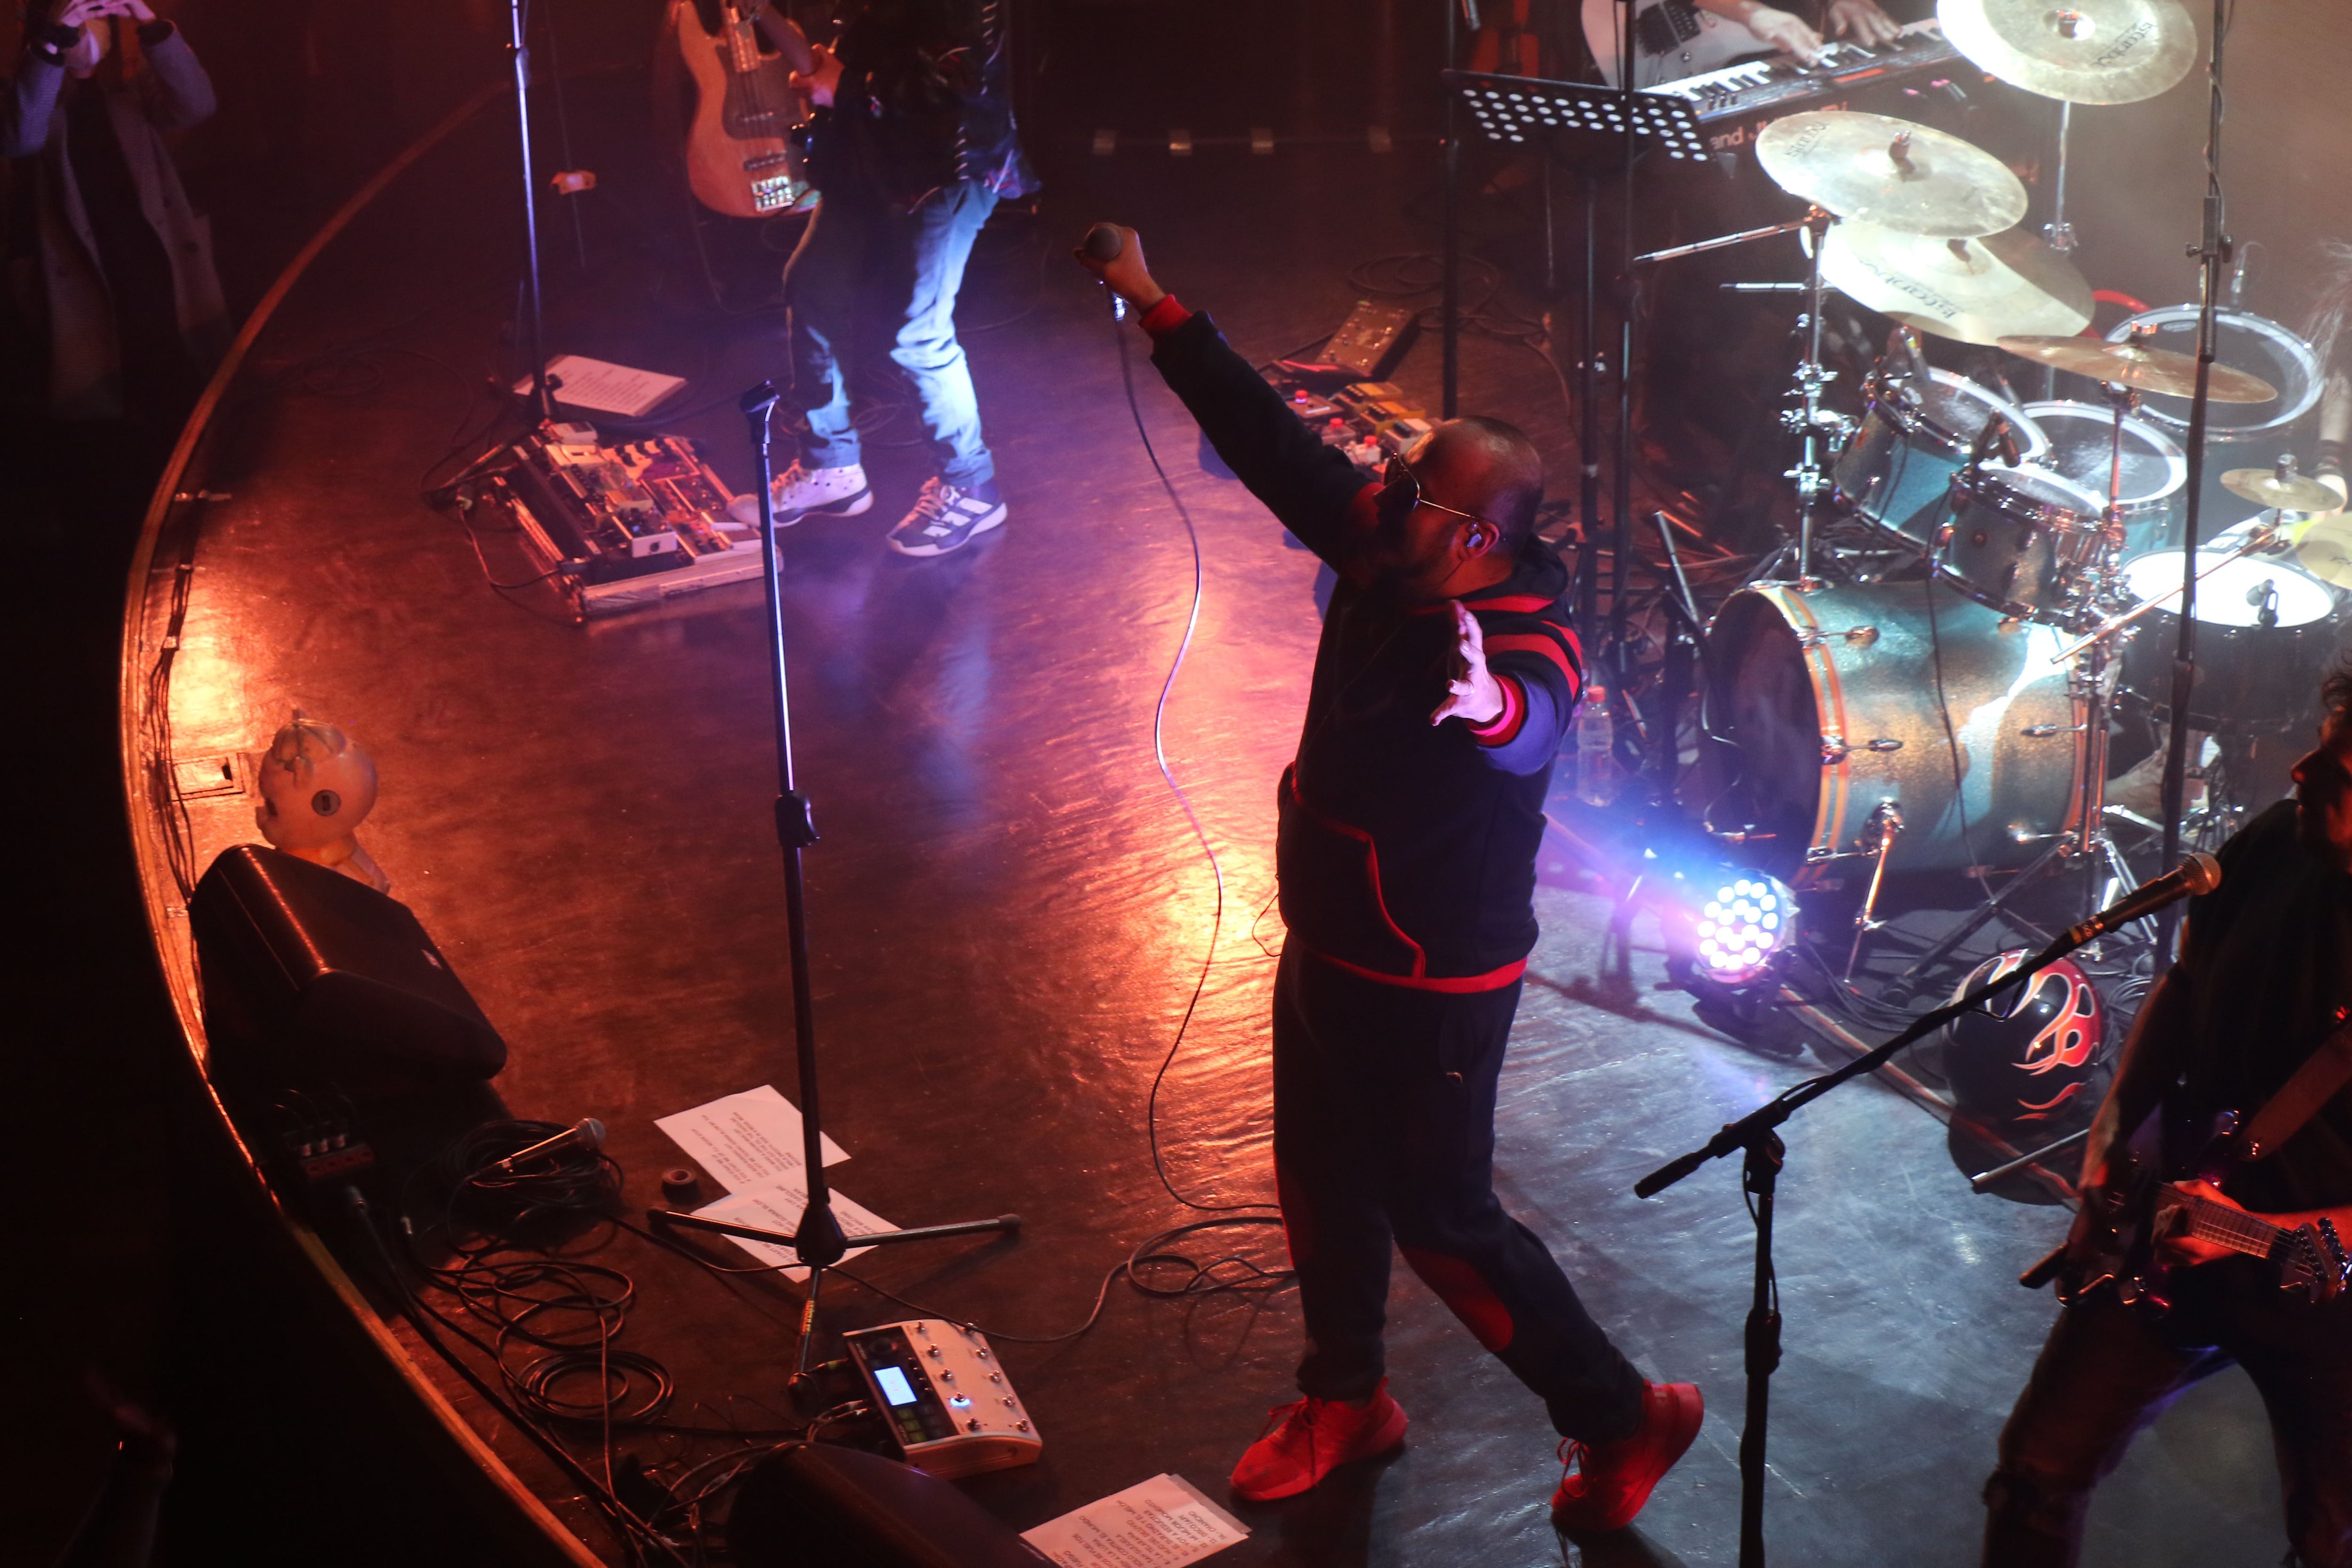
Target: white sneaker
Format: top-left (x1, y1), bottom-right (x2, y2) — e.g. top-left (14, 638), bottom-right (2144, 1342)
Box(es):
top-left (725, 462), bottom-right (874, 526)
top-left (885, 478), bottom-right (1006, 557)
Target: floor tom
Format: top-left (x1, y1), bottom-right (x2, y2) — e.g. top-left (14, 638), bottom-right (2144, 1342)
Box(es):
top-left (2114, 551), bottom-right (2339, 733)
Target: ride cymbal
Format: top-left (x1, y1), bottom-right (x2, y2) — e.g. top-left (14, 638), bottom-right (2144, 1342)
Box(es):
top-left (1820, 222), bottom-right (2091, 344)
top-left (1757, 113), bottom-right (2027, 239)
top-left (1993, 334), bottom-right (2279, 403)
top-left (2224, 467), bottom-right (2343, 514)
top-left (1938, 0), bottom-right (2196, 105)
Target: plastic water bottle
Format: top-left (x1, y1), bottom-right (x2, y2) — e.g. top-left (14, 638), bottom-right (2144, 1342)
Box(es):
top-left (1576, 684), bottom-right (1617, 807)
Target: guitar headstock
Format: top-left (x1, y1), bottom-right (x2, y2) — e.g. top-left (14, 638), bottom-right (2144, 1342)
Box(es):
top-left (2275, 1217), bottom-right (2352, 1303)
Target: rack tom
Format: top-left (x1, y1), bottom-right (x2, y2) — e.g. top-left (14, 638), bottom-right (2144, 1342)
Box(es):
top-left (1936, 466), bottom-right (2110, 623)
top-left (1833, 368), bottom-right (2048, 549)
top-left (2019, 399), bottom-right (2186, 556)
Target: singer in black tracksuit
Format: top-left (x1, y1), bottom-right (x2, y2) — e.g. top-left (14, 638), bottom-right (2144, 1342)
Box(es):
top-left (1140, 296), bottom-right (1650, 1444)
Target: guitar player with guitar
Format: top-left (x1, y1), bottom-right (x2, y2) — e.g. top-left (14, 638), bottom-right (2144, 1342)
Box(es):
top-left (1982, 663), bottom-right (2352, 1568)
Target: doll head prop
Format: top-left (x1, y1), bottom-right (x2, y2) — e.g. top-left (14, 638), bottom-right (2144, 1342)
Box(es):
top-left (256, 710), bottom-right (388, 891)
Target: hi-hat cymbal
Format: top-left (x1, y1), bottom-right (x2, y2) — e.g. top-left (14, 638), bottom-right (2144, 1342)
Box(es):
top-left (2223, 467), bottom-right (2342, 514)
top-left (2295, 516), bottom-right (2352, 589)
top-left (1994, 334), bottom-right (2279, 403)
top-left (1938, 0), bottom-right (2196, 105)
top-left (1820, 221), bottom-right (2091, 344)
top-left (1756, 113), bottom-right (2027, 239)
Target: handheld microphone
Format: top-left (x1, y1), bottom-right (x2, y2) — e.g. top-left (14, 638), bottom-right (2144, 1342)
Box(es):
top-left (1081, 223), bottom-right (1128, 322)
top-left (2056, 852), bottom-right (2221, 949)
top-left (489, 1117), bottom-right (607, 1175)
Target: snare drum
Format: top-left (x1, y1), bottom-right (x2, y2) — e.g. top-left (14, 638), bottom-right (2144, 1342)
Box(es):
top-left (1936, 466), bottom-right (2109, 623)
top-left (2019, 399), bottom-right (2187, 555)
top-left (1833, 368), bottom-right (2048, 549)
top-left (2116, 551), bottom-right (2339, 733)
top-left (1705, 578), bottom-right (2080, 876)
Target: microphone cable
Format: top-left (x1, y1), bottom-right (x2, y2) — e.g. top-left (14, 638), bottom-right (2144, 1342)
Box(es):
top-left (1107, 305), bottom-right (1279, 1219)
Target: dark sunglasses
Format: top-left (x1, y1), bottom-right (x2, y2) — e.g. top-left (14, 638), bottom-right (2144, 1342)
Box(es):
top-left (1379, 452), bottom-right (1494, 533)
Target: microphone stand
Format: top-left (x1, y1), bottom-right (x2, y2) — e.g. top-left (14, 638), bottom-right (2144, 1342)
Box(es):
top-left (508, 0), bottom-right (555, 424)
top-left (1636, 883), bottom-right (2187, 1567)
top-left (650, 385), bottom-right (1022, 1405)
top-left (2153, 0), bottom-right (2233, 968)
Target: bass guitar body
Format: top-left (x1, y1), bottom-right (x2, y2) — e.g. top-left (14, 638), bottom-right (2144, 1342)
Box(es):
top-left (671, 0), bottom-right (818, 219)
top-left (1581, 0), bottom-right (1771, 88)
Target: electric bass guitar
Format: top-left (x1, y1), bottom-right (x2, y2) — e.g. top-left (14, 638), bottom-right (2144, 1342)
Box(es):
top-left (671, 0), bottom-right (820, 218)
top-left (2028, 1113), bottom-right (2352, 1313)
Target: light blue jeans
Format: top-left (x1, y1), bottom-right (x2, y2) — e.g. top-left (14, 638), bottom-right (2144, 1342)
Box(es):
top-left (783, 181), bottom-right (999, 491)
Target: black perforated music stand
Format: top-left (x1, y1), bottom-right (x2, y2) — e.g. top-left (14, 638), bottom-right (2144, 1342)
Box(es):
top-left (1439, 68), bottom-right (1704, 776)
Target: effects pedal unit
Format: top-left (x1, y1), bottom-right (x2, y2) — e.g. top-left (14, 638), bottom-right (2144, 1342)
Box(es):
top-left (488, 424), bottom-right (765, 618)
top-left (1262, 371), bottom-right (1435, 477)
top-left (841, 1319), bottom-right (1041, 1479)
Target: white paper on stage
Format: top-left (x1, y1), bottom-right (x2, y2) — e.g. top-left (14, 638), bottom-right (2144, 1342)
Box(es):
top-left (1020, 1473), bottom-right (1249, 1568)
top-left (690, 1178), bottom-right (893, 1281)
top-left (513, 354), bottom-right (688, 417)
top-left (656, 1084), bottom-right (849, 1191)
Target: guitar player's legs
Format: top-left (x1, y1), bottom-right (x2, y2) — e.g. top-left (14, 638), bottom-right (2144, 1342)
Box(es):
top-left (888, 180), bottom-right (999, 494)
top-left (2220, 1275), bottom-right (2352, 1567)
top-left (782, 197), bottom-right (875, 477)
top-left (1982, 1295), bottom-right (2229, 1568)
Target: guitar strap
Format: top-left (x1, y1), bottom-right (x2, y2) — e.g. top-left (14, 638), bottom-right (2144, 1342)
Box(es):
top-left (2237, 1011), bottom-right (2352, 1162)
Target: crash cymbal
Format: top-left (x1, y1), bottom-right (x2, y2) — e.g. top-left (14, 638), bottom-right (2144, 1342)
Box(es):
top-left (1938, 0), bottom-right (2196, 105)
top-left (2295, 516), bottom-right (2352, 589)
top-left (1993, 334), bottom-right (2280, 403)
top-left (1820, 221), bottom-right (2091, 345)
top-left (2223, 467), bottom-right (2343, 513)
top-left (1756, 113), bottom-right (2027, 239)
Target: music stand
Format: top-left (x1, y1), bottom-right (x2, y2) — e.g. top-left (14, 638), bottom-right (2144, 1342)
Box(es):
top-left (1439, 69), bottom-right (1705, 769)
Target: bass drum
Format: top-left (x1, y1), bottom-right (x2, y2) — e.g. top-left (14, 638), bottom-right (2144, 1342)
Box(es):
top-left (1705, 579), bottom-right (2081, 878)
top-left (1833, 368), bottom-right (2048, 549)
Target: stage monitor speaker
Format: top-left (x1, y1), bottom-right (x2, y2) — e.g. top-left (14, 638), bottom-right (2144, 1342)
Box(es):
top-left (727, 1443), bottom-right (1052, 1568)
top-left (190, 844), bottom-right (507, 1088)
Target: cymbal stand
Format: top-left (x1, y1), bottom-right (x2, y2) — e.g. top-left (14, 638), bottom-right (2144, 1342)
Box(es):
top-left (1885, 388), bottom-right (2145, 999)
top-left (1784, 208), bottom-right (1844, 586)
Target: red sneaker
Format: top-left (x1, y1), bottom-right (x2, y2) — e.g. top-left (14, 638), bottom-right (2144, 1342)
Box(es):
top-left (1229, 1381), bottom-right (1410, 1501)
top-left (1550, 1380), bottom-right (1704, 1534)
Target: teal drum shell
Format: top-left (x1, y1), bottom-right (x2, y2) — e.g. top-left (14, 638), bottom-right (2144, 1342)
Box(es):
top-left (1704, 578), bottom-right (2082, 879)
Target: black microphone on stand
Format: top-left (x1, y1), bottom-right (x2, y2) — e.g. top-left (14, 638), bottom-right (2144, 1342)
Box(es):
top-left (1969, 412), bottom-right (2023, 470)
top-left (2054, 852), bottom-right (2222, 949)
top-left (489, 1117), bottom-right (607, 1174)
top-left (1081, 223), bottom-right (1128, 322)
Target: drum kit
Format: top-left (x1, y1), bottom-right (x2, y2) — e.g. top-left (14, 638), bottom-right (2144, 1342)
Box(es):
top-left (1699, 0), bottom-right (2349, 975)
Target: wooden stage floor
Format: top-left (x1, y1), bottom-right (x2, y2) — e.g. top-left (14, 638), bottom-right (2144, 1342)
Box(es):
top-left (123, 98), bottom-right (2286, 1568)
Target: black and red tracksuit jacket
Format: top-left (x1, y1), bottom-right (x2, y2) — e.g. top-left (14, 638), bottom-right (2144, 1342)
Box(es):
top-left (1144, 299), bottom-right (1584, 992)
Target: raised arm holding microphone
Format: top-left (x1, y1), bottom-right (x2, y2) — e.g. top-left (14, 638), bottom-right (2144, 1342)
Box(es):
top-left (1075, 227), bottom-right (1704, 1525)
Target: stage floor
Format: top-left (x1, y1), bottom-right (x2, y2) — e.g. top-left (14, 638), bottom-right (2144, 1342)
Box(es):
top-left (132, 101), bottom-right (2287, 1567)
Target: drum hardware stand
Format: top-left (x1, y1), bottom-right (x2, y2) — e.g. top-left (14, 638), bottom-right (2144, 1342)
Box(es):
top-left (2153, 0), bottom-right (2235, 968)
top-left (647, 384), bottom-right (1023, 1409)
top-left (1634, 210), bottom-right (1849, 587)
top-left (1844, 800), bottom-right (1904, 980)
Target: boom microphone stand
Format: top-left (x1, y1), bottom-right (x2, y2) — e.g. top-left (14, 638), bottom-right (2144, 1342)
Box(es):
top-left (2153, 0), bottom-right (2233, 969)
top-left (509, 0), bottom-right (555, 423)
top-left (651, 385), bottom-right (1021, 1403)
top-left (1636, 854), bottom-right (2214, 1567)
